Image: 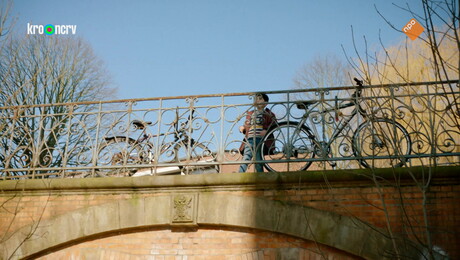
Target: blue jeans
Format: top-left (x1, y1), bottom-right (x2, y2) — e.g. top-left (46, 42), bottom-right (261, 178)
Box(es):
top-left (239, 137), bottom-right (264, 172)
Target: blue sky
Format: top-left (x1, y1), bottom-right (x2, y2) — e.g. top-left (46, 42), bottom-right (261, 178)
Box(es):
top-left (11, 0), bottom-right (425, 100)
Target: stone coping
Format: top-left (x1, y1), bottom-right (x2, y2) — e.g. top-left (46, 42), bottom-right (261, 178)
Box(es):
top-left (1, 166), bottom-right (458, 192)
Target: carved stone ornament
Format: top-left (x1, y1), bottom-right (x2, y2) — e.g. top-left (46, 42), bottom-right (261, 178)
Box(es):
top-left (171, 194), bottom-right (197, 225)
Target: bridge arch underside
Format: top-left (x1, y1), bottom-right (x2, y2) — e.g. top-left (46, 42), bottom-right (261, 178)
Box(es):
top-left (3, 194), bottom-right (425, 260)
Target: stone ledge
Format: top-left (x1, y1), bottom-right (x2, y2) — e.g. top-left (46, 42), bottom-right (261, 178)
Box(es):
top-left (0, 166), bottom-right (458, 193)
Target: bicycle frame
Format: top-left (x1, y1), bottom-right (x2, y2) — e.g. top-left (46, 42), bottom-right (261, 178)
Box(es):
top-left (294, 88), bottom-right (366, 156)
top-left (263, 78), bottom-right (412, 171)
top-left (100, 106), bottom-right (196, 165)
top-left (136, 108), bottom-right (197, 159)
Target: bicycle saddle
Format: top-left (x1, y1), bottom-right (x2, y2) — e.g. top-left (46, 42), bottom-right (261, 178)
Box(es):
top-left (132, 120), bottom-right (152, 129)
top-left (295, 100), bottom-right (317, 110)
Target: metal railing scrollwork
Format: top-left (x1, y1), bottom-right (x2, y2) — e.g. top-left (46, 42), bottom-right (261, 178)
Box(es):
top-left (1, 80), bottom-right (459, 179)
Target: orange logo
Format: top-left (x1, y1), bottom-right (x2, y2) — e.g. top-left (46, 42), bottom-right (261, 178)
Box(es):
top-left (402, 18), bottom-right (424, 40)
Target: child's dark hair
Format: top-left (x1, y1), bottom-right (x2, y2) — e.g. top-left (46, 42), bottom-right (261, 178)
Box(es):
top-left (256, 93), bottom-right (269, 102)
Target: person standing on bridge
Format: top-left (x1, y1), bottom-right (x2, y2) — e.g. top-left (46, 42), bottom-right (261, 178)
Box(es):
top-left (239, 93), bottom-right (277, 173)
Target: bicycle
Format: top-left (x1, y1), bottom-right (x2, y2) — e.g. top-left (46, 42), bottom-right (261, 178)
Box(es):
top-left (95, 108), bottom-right (219, 177)
top-left (261, 78), bottom-right (412, 172)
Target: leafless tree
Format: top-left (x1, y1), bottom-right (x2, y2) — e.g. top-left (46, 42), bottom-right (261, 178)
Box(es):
top-left (0, 24), bottom-right (116, 178)
top-left (293, 53), bottom-right (353, 90)
top-left (338, 1), bottom-right (459, 259)
top-left (0, 1), bottom-right (13, 40)
top-left (343, 0), bottom-right (459, 104)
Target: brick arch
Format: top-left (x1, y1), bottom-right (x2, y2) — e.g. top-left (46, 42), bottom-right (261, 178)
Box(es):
top-left (1, 193), bottom-right (416, 259)
top-left (38, 227), bottom-right (362, 259)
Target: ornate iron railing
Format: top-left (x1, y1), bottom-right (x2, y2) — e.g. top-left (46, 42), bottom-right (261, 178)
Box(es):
top-left (1, 80), bottom-right (459, 179)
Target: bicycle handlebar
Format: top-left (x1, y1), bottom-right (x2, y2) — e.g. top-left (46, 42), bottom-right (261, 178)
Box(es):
top-left (171, 107), bottom-right (196, 141)
top-left (354, 77), bottom-right (363, 88)
top-left (351, 77), bottom-right (364, 100)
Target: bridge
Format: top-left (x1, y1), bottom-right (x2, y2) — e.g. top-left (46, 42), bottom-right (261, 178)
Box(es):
top-left (1, 80), bottom-right (459, 259)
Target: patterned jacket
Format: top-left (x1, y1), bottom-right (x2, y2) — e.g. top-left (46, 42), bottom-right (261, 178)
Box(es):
top-left (240, 108), bottom-right (277, 155)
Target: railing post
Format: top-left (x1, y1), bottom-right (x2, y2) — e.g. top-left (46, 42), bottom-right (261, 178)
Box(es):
top-left (286, 91), bottom-right (291, 172)
top-left (320, 89), bottom-right (327, 170)
top-left (91, 102), bottom-right (103, 177)
top-left (219, 95), bottom-right (225, 173)
top-left (389, 85), bottom-right (399, 166)
top-left (185, 97), bottom-right (196, 174)
top-left (427, 84), bottom-right (437, 168)
top-left (61, 104), bottom-right (74, 178)
top-left (152, 99), bottom-right (164, 175)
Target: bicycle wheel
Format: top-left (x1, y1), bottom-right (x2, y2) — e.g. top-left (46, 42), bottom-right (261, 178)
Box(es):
top-left (96, 137), bottom-right (150, 177)
top-left (173, 140), bottom-right (219, 174)
top-left (352, 118), bottom-right (411, 168)
top-left (262, 121), bottom-right (316, 172)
